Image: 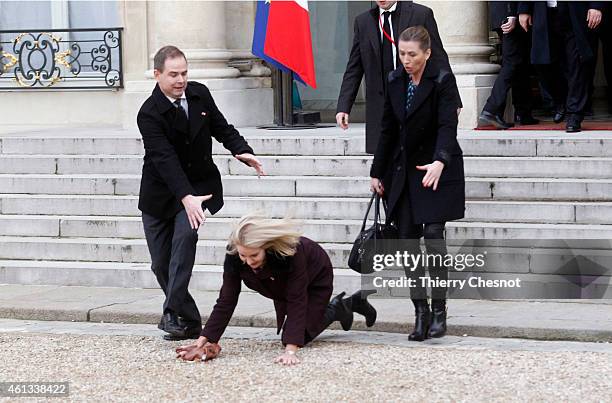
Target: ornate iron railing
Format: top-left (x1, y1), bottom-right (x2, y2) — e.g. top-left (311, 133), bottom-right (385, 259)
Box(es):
top-left (0, 28), bottom-right (123, 89)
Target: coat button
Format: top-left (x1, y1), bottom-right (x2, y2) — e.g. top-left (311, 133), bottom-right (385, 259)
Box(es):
top-left (400, 146), bottom-right (404, 151)
top-left (187, 163), bottom-right (192, 168)
top-left (203, 155), bottom-right (209, 161)
top-left (397, 166), bottom-right (401, 171)
top-left (185, 139), bottom-right (190, 145)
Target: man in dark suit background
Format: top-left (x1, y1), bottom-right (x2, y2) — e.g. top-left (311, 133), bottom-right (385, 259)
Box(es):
top-left (336, 0), bottom-right (460, 154)
top-left (587, 2), bottom-right (612, 115)
top-left (137, 46), bottom-right (264, 340)
top-left (479, 1), bottom-right (539, 129)
top-left (519, 1), bottom-right (604, 132)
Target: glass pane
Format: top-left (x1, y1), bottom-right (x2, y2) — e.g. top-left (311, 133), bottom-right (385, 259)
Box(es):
top-left (297, 1), bottom-right (371, 122)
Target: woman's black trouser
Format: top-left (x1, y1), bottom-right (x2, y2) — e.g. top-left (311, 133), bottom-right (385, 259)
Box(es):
top-left (394, 191), bottom-right (448, 303)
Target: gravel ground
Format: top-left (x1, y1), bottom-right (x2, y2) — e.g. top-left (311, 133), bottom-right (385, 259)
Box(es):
top-left (0, 332), bottom-right (611, 402)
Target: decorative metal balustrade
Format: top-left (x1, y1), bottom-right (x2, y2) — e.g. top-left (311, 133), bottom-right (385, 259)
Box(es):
top-left (0, 28), bottom-right (123, 89)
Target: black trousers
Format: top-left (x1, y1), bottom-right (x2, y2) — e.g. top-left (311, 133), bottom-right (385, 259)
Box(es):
top-left (394, 192), bottom-right (448, 301)
top-left (142, 209), bottom-right (201, 324)
top-left (537, 6), bottom-right (590, 119)
top-left (483, 28), bottom-right (533, 117)
top-left (587, 15), bottom-right (612, 112)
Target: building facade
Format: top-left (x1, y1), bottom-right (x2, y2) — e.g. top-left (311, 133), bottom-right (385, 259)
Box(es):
top-left (0, 1), bottom-right (609, 130)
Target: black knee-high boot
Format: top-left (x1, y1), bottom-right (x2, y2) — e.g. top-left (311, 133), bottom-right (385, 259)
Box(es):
top-left (343, 289), bottom-right (377, 327)
top-left (322, 292), bottom-right (353, 331)
top-left (408, 299), bottom-right (430, 341)
top-left (428, 299), bottom-right (447, 338)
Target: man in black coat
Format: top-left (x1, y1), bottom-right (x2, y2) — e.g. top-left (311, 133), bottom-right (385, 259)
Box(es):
top-left (137, 46), bottom-right (264, 340)
top-left (479, 1), bottom-right (539, 129)
top-left (586, 2), bottom-right (612, 115)
top-left (336, 0), bottom-right (460, 154)
top-left (518, 1), bottom-right (604, 132)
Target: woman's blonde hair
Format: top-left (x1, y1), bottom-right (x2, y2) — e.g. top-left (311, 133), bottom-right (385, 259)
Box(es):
top-left (226, 214), bottom-right (302, 257)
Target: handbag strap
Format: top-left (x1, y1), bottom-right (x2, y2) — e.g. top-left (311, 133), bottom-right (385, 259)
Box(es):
top-left (360, 192), bottom-right (377, 232)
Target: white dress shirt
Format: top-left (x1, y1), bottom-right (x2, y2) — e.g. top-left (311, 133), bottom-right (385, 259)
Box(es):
top-left (547, 1), bottom-right (558, 8)
top-left (379, 2), bottom-right (398, 69)
top-left (167, 94), bottom-right (189, 119)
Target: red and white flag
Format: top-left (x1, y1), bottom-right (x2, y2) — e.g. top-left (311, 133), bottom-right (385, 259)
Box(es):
top-left (264, 0), bottom-right (317, 88)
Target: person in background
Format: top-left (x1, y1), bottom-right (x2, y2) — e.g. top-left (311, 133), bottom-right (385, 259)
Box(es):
top-left (479, 1), bottom-right (540, 129)
top-left (518, 1), bottom-right (604, 132)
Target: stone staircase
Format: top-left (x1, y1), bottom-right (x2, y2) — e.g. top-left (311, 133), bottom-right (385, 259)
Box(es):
top-left (0, 126), bottom-right (611, 291)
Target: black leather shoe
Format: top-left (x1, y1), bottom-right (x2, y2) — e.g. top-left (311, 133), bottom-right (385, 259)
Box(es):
top-left (514, 114), bottom-right (540, 126)
top-left (163, 325), bottom-right (201, 341)
top-left (159, 312), bottom-right (186, 338)
top-left (478, 111), bottom-right (513, 129)
top-left (566, 119), bottom-right (582, 133)
top-left (330, 292), bottom-right (353, 331)
top-left (345, 289), bottom-right (377, 327)
top-left (428, 300), bottom-right (447, 338)
top-left (553, 109), bottom-right (566, 124)
top-left (408, 299), bottom-right (431, 342)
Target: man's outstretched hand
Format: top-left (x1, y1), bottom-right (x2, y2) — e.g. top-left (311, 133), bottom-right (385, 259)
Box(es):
top-left (234, 153), bottom-right (265, 177)
top-left (181, 194), bottom-right (212, 230)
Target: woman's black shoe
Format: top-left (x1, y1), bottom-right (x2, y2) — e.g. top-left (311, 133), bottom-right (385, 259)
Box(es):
top-left (428, 300), bottom-right (447, 338)
top-left (345, 290), bottom-right (377, 327)
top-left (330, 292), bottom-right (353, 331)
top-left (408, 299), bottom-right (430, 342)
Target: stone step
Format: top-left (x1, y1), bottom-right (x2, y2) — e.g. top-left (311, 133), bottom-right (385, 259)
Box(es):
top-left (2, 215), bottom-right (612, 241)
top-left (3, 154), bottom-right (612, 179)
top-left (0, 236), bottom-right (350, 268)
top-left (2, 174), bottom-right (611, 201)
top-left (2, 130), bottom-right (612, 157)
top-left (463, 157), bottom-right (612, 179)
top-left (0, 235), bottom-right (608, 275)
top-left (0, 260), bottom-right (362, 291)
top-left (0, 194), bottom-right (609, 223)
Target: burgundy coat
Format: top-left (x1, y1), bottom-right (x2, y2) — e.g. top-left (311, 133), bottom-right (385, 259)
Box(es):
top-left (200, 237), bottom-right (334, 346)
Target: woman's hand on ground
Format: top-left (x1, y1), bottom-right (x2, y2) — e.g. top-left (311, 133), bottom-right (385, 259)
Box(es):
top-left (274, 351), bottom-right (301, 366)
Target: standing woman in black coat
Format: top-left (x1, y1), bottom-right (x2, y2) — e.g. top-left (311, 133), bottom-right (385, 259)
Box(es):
top-left (370, 26), bottom-right (465, 341)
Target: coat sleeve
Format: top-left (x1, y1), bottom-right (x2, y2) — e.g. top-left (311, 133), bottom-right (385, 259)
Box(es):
top-left (137, 108), bottom-right (194, 202)
top-left (281, 248), bottom-right (309, 346)
top-left (370, 87), bottom-right (399, 179)
top-left (433, 73), bottom-right (460, 168)
top-left (202, 86), bottom-right (254, 158)
top-left (200, 255), bottom-right (242, 343)
top-left (517, 2), bottom-right (533, 15)
top-left (336, 19), bottom-right (365, 114)
top-left (508, 1), bottom-right (518, 16)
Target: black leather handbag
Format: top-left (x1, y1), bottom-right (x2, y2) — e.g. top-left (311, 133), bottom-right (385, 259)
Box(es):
top-left (348, 192), bottom-right (399, 274)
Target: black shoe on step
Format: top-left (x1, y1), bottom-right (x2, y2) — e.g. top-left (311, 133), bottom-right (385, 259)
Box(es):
top-left (553, 109), bottom-right (566, 124)
top-left (514, 114), bottom-right (540, 126)
top-left (478, 111), bottom-right (514, 129)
